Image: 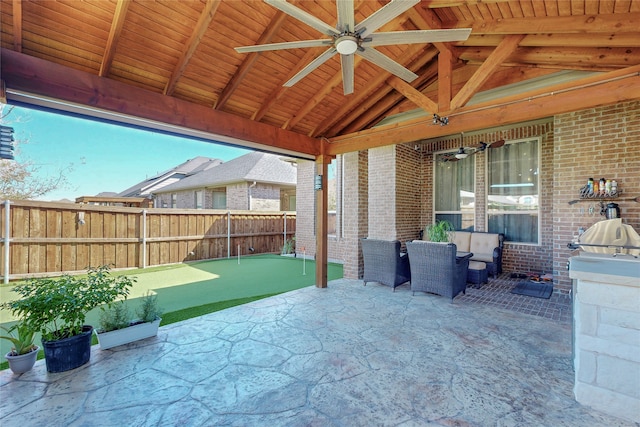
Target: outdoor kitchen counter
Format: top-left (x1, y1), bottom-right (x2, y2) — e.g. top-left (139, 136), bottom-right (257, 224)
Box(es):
top-left (569, 252), bottom-right (640, 424)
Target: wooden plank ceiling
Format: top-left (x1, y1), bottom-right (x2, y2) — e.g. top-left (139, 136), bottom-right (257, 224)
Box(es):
top-left (1, 0), bottom-right (639, 158)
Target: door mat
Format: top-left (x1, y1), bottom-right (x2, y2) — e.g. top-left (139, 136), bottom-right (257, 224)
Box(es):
top-left (511, 281), bottom-right (553, 299)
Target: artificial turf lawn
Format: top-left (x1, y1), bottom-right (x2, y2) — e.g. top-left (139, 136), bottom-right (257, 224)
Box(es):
top-left (0, 254), bottom-right (343, 362)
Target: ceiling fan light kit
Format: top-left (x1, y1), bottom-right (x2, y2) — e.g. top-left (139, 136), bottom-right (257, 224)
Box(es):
top-left (335, 36), bottom-right (359, 55)
top-left (235, 0), bottom-right (471, 95)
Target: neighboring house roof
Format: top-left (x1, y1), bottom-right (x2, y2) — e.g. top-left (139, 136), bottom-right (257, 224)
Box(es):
top-left (155, 152), bottom-right (296, 194)
top-left (118, 156), bottom-right (222, 197)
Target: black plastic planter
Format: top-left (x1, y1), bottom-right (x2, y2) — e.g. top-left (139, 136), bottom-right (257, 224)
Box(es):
top-left (42, 326), bottom-right (93, 373)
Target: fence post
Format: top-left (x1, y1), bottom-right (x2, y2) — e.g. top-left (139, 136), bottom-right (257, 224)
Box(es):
top-left (141, 209), bottom-right (147, 269)
top-left (3, 200), bottom-right (10, 284)
top-left (227, 211), bottom-right (231, 259)
top-left (283, 212), bottom-right (287, 254)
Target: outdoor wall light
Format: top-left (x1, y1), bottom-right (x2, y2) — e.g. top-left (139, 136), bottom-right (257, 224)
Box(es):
top-left (77, 211), bottom-right (85, 225)
top-left (314, 175), bottom-right (323, 190)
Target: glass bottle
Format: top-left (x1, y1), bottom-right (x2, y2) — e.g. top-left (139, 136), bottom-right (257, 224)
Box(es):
top-left (599, 178), bottom-right (606, 196)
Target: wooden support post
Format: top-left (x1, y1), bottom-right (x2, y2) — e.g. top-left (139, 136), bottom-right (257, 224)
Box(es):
top-left (438, 49), bottom-right (453, 113)
top-left (315, 154), bottom-right (330, 288)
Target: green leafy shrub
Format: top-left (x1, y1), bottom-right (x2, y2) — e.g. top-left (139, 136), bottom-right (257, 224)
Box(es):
top-left (98, 301), bottom-right (131, 332)
top-left (136, 291), bottom-right (162, 323)
top-left (424, 220), bottom-right (455, 242)
top-left (1, 266), bottom-right (135, 341)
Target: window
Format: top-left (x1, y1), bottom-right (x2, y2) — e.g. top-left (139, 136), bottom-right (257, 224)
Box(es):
top-left (171, 193), bottom-right (177, 208)
top-left (327, 156), bottom-right (343, 236)
top-left (487, 138), bottom-right (540, 244)
top-left (194, 190), bottom-right (203, 209)
top-left (434, 153), bottom-right (475, 230)
top-left (213, 189), bottom-right (226, 209)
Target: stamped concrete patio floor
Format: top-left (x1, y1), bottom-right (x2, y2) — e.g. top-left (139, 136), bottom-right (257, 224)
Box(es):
top-left (1, 278), bottom-right (635, 426)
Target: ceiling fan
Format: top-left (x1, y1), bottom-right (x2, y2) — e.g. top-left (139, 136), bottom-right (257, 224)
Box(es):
top-left (440, 139), bottom-right (506, 162)
top-left (235, 0), bottom-right (471, 95)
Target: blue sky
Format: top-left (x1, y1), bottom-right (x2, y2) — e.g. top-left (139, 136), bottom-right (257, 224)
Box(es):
top-left (5, 105), bottom-right (250, 201)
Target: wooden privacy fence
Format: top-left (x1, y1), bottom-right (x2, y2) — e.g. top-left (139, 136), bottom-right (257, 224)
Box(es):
top-left (1, 200), bottom-right (296, 281)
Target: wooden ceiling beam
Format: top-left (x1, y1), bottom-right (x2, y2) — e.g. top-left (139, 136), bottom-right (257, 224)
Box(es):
top-left (325, 49), bottom-right (440, 137)
top-left (406, 7), bottom-right (458, 58)
top-left (465, 61), bottom-right (621, 73)
top-left (456, 12), bottom-right (640, 35)
top-left (450, 34), bottom-right (524, 111)
top-left (420, 0), bottom-right (511, 7)
top-left (1, 49), bottom-right (320, 157)
top-left (99, 0), bottom-right (131, 77)
top-left (437, 49), bottom-right (453, 113)
top-left (337, 61), bottom-right (443, 136)
top-left (326, 64), bottom-right (640, 155)
top-left (164, 0), bottom-right (221, 96)
top-left (459, 46), bottom-right (640, 69)
top-left (461, 33), bottom-right (640, 49)
top-left (386, 77), bottom-right (438, 115)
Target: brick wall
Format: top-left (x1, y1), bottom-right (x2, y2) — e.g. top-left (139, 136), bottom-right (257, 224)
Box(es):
top-left (295, 160), bottom-right (316, 258)
top-left (227, 183), bottom-right (248, 210)
top-left (395, 144), bottom-right (423, 245)
top-left (341, 151), bottom-right (368, 278)
top-left (250, 183), bottom-right (282, 211)
top-left (553, 100), bottom-right (640, 291)
top-left (417, 121), bottom-right (557, 287)
top-left (295, 101), bottom-right (640, 292)
top-left (368, 145), bottom-right (397, 239)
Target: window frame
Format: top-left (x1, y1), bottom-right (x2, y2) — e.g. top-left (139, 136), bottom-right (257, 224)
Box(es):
top-left (484, 137), bottom-right (541, 245)
top-left (194, 190), bottom-right (203, 209)
top-left (432, 150), bottom-right (477, 231)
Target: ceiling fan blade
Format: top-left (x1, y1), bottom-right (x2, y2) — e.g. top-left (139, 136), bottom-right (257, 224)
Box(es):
top-left (356, 47), bottom-right (418, 82)
top-left (235, 39), bottom-right (331, 54)
top-left (355, 0), bottom-right (419, 38)
top-left (337, 0), bottom-right (354, 33)
top-left (489, 139), bottom-right (506, 149)
top-left (284, 47), bottom-right (337, 87)
top-left (365, 28), bottom-right (472, 47)
top-left (341, 54), bottom-right (355, 95)
top-left (265, 0), bottom-right (340, 37)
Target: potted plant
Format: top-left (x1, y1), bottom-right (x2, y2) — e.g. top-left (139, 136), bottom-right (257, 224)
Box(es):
top-left (0, 322), bottom-right (39, 374)
top-left (1, 265), bottom-right (134, 372)
top-left (424, 220), bottom-right (455, 242)
top-left (95, 291), bottom-right (162, 350)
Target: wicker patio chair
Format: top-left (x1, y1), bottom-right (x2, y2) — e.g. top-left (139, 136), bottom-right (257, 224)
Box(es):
top-left (361, 238), bottom-right (411, 291)
top-left (406, 241), bottom-right (471, 302)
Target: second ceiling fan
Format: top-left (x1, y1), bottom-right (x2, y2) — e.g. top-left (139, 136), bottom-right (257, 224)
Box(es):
top-left (235, 0), bottom-right (471, 95)
top-left (441, 139), bottom-right (506, 162)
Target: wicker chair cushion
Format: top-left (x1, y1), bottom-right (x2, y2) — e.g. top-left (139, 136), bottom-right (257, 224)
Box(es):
top-left (469, 233), bottom-right (500, 263)
top-left (450, 231), bottom-right (472, 252)
top-left (468, 260), bottom-right (486, 270)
